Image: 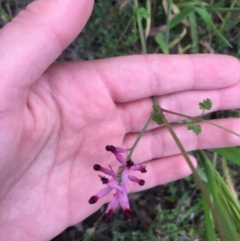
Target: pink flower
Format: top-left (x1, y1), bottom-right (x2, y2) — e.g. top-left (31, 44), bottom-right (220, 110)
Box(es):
top-left (88, 145), bottom-right (146, 221)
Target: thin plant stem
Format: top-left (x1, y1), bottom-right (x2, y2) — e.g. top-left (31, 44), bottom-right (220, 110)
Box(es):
top-left (112, 17), bottom-right (133, 56)
top-left (208, 0), bottom-right (214, 46)
top-left (145, 0), bottom-right (151, 38)
top-left (128, 0), bottom-right (151, 160)
top-left (165, 0), bottom-right (172, 45)
top-left (221, 157), bottom-right (238, 200)
top-left (133, 0), bottom-right (147, 54)
top-left (161, 107), bottom-right (240, 138)
top-left (128, 115), bottom-right (152, 160)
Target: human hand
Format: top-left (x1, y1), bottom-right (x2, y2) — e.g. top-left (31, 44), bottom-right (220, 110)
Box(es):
top-left (0, 0), bottom-right (240, 240)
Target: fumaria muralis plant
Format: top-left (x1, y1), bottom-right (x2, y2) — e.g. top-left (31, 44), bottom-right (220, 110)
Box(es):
top-left (88, 145), bottom-right (146, 222)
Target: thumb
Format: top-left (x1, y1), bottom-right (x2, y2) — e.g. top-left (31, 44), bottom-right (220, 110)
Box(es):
top-left (0, 0), bottom-right (94, 109)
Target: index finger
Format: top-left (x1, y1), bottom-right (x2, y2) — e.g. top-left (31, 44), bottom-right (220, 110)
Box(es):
top-left (95, 54), bottom-right (240, 102)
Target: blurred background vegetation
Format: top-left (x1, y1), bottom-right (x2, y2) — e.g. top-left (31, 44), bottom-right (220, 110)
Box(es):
top-left (1, 0), bottom-right (240, 240)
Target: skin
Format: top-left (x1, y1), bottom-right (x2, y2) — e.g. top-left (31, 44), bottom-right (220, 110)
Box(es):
top-left (0, 0), bottom-right (240, 240)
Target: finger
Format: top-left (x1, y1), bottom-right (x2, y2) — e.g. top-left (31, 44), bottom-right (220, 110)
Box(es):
top-left (0, 0), bottom-right (94, 108)
top-left (128, 154), bottom-right (197, 193)
top-left (124, 118), bottom-right (240, 164)
top-left (119, 80), bottom-right (240, 132)
top-left (96, 54), bottom-right (240, 102)
top-left (159, 80), bottom-right (240, 122)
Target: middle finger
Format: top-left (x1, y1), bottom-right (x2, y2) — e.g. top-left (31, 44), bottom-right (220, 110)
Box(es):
top-left (117, 80), bottom-right (240, 133)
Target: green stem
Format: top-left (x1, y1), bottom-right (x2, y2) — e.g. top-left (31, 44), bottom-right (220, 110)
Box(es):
top-left (221, 157), bottom-right (238, 200)
top-left (161, 107), bottom-right (240, 138)
top-left (112, 17), bottom-right (133, 56)
top-left (219, 0), bottom-right (238, 32)
top-left (128, 115), bottom-right (152, 160)
top-left (161, 113), bottom-right (226, 241)
top-left (128, 0), bottom-right (151, 159)
top-left (133, 0), bottom-right (147, 54)
top-left (145, 0), bottom-right (151, 38)
top-left (165, 0), bottom-right (172, 45)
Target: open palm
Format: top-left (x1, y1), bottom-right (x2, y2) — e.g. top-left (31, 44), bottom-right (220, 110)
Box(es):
top-left (0, 1), bottom-right (240, 240)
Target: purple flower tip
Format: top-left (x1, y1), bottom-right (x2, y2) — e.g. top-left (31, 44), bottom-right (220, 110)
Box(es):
top-left (90, 144), bottom-right (146, 220)
top-left (105, 145), bottom-right (116, 152)
top-left (89, 196), bottom-right (98, 204)
top-left (124, 209), bottom-right (133, 219)
top-left (93, 164), bottom-right (101, 171)
top-left (102, 210), bottom-right (114, 222)
top-left (100, 176), bottom-right (108, 184)
top-left (139, 179), bottom-right (145, 186)
top-left (126, 160), bottom-right (134, 167)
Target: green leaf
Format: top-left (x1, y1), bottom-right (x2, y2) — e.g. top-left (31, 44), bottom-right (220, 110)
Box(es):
top-left (133, 7), bottom-right (150, 21)
top-left (155, 33), bottom-right (169, 54)
top-left (199, 98), bottom-right (212, 110)
top-left (213, 147), bottom-right (240, 165)
top-left (193, 125), bottom-right (201, 135)
top-left (187, 122), bottom-right (194, 130)
top-left (213, 7), bottom-right (240, 12)
top-left (199, 150), bottom-right (240, 241)
top-left (189, 12), bottom-right (199, 53)
top-left (169, 6), bottom-right (194, 29)
top-left (202, 196), bottom-right (216, 241)
top-left (187, 123), bottom-right (201, 135)
top-left (196, 166), bottom-right (207, 182)
top-left (106, 39), bottom-right (118, 49)
top-left (151, 105), bottom-right (163, 125)
top-left (194, 7), bottom-right (232, 47)
top-left (124, 30), bottom-right (138, 46)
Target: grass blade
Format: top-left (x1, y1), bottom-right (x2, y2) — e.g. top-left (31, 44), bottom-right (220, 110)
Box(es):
top-left (169, 6), bottom-right (194, 29)
top-left (155, 33), bottom-right (169, 54)
top-left (213, 7), bottom-right (240, 12)
top-left (194, 7), bottom-right (232, 47)
top-left (202, 195), bottom-right (216, 241)
top-left (213, 147), bottom-right (240, 165)
top-left (198, 150), bottom-right (240, 240)
top-left (188, 11), bottom-right (199, 53)
top-left (219, 0), bottom-right (238, 32)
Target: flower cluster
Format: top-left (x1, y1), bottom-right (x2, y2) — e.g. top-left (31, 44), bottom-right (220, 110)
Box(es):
top-left (88, 145), bottom-right (147, 222)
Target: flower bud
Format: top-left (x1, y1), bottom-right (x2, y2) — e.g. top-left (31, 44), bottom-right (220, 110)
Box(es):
top-left (88, 196), bottom-right (98, 204)
top-left (105, 145), bottom-right (116, 152)
top-left (93, 164), bottom-right (101, 171)
top-left (102, 210), bottom-right (114, 222)
top-left (124, 209), bottom-right (133, 219)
